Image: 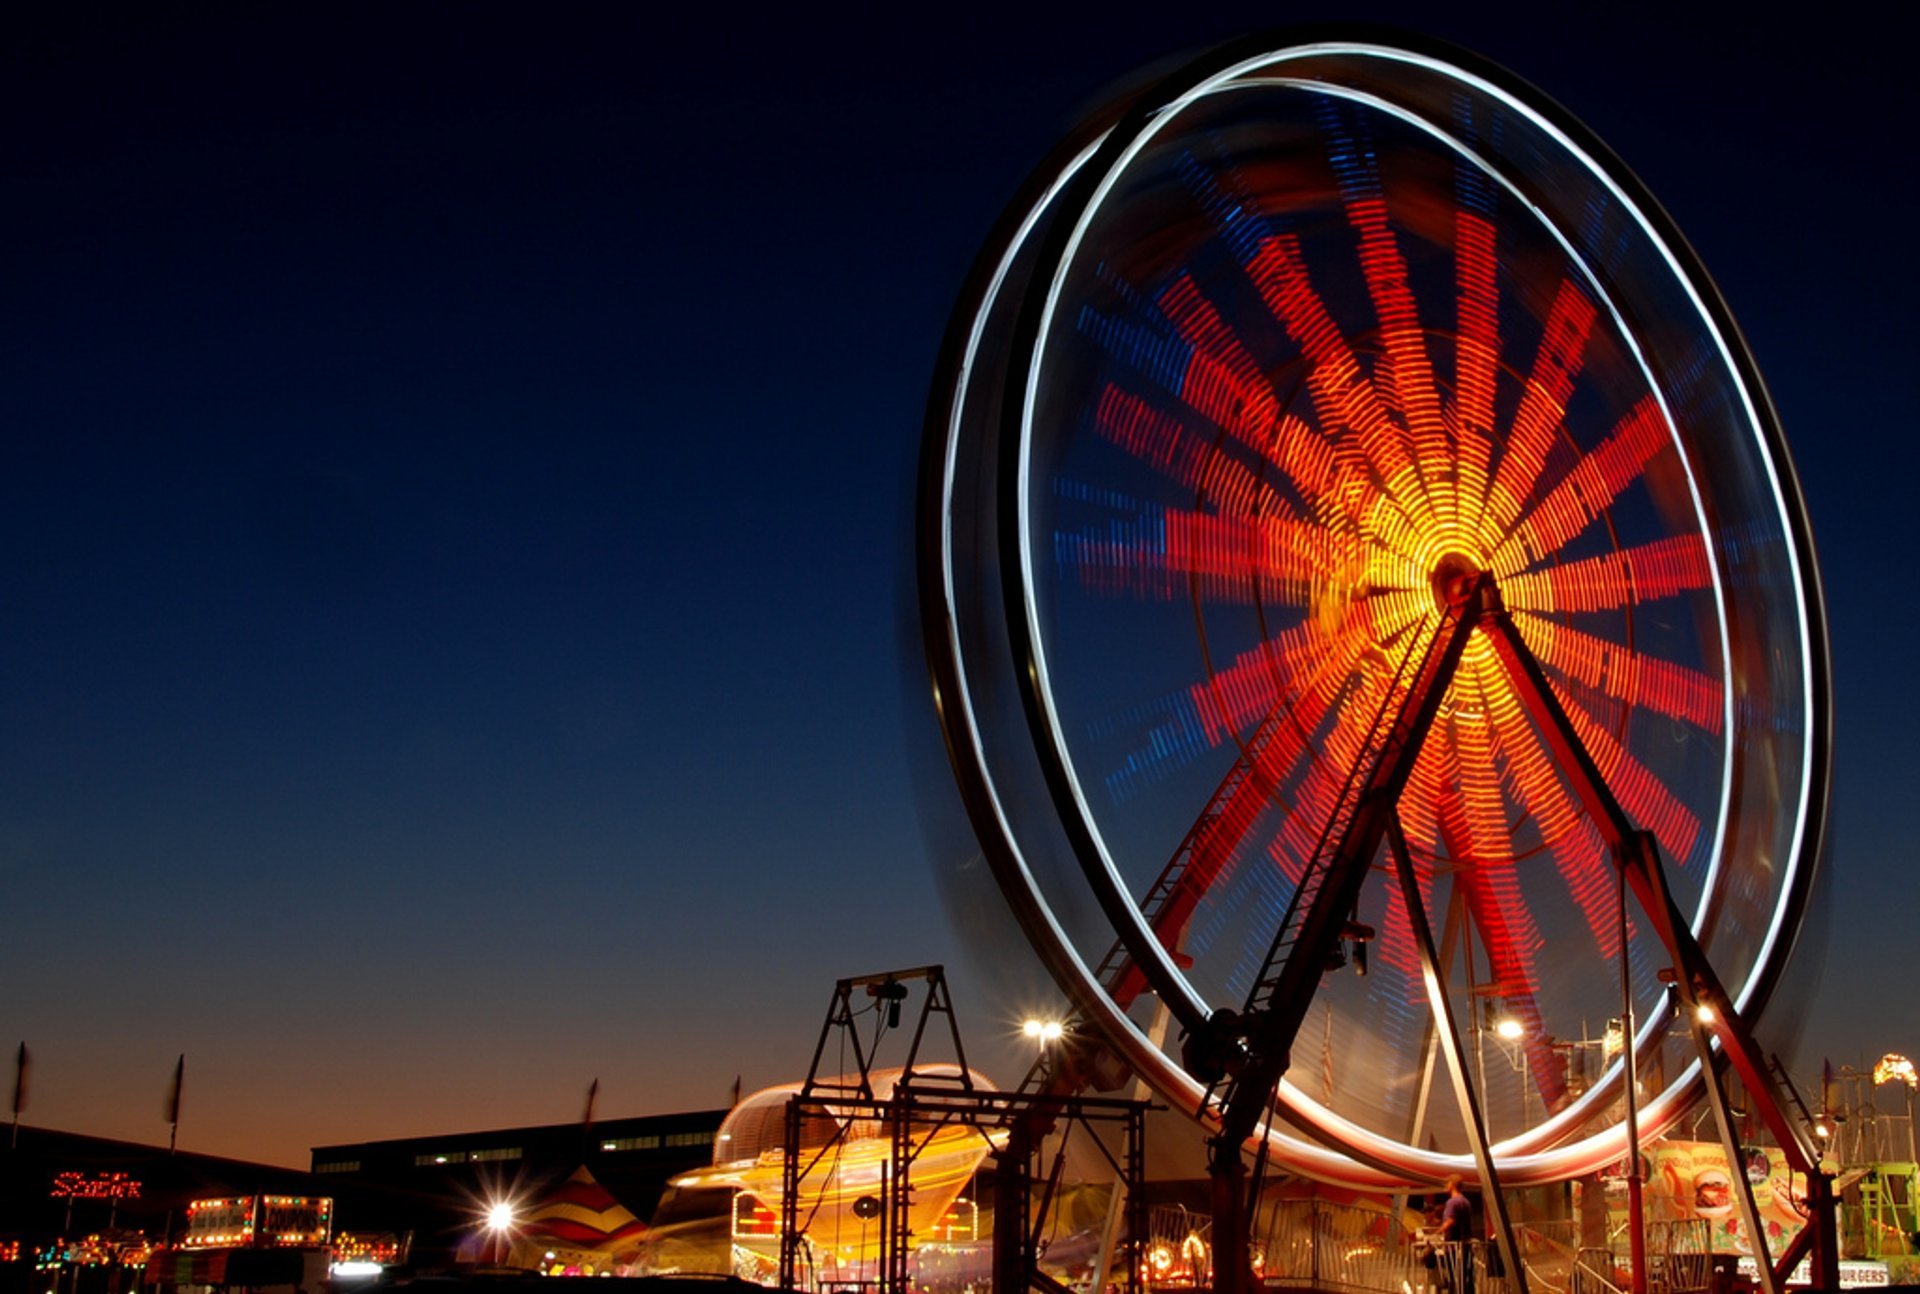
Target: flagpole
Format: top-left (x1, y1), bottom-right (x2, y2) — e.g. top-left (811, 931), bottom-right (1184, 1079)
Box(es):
top-left (167, 1054), bottom-right (184, 1154)
top-left (162, 1053), bottom-right (184, 1250)
top-left (10, 1042), bottom-right (26, 1151)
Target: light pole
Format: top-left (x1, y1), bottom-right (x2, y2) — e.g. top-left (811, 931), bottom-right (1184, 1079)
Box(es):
top-left (1022, 1018), bottom-right (1065, 1046)
top-left (484, 1200), bottom-right (514, 1267)
top-left (1494, 1015), bottom-right (1529, 1131)
top-left (1022, 1018), bottom-right (1066, 1081)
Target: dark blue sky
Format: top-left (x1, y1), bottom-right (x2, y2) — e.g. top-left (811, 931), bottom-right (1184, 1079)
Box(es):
top-left (3, 4), bottom-right (1909, 1167)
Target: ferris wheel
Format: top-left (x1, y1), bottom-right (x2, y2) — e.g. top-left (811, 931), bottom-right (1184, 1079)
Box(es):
top-left (920, 29), bottom-right (1830, 1204)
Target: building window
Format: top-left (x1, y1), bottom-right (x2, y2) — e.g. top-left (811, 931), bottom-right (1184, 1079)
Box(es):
top-left (598, 1135), bottom-right (660, 1153)
top-left (470, 1147), bottom-right (522, 1163)
top-left (415, 1151), bottom-right (467, 1167)
top-left (664, 1132), bottom-right (714, 1148)
top-left (314, 1160), bottom-right (361, 1175)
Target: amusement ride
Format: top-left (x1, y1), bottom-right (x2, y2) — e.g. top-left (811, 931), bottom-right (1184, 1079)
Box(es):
top-left (920, 29), bottom-right (1835, 1294)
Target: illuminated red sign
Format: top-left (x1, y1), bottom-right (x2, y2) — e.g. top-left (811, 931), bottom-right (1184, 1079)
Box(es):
top-left (50, 1171), bottom-right (142, 1201)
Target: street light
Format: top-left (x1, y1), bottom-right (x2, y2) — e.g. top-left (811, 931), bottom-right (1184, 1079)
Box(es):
top-left (483, 1199), bottom-right (515, 1266)
top-left (1491, 1016), bottom-right (1531, 1131)
top-left (1022, 1018), bottom-right (1067, 1086)
top-left (1022, 1018), bottom-right (1065, 1045)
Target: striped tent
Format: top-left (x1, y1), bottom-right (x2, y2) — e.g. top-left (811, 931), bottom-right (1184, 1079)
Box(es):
top-left (508, 1166), bottom-right (648, 1274)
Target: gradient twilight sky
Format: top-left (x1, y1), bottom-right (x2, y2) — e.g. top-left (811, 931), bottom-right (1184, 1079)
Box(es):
top-left (2, 4), bottom-right (1910, 1169)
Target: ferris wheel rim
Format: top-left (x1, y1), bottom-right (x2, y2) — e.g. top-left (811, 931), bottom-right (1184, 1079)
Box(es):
top-left (924, 26), bottom-right (1831, 1188)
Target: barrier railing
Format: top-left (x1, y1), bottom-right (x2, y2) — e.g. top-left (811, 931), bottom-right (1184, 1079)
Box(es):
top-left (1249, 1201), bottom-right (1638, 1294)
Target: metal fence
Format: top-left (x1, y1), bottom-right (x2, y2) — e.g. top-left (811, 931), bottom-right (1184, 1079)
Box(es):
top-left (1255, 1199), bottom-right (1425, 1294)
top-left (1247, 1201), bottom-right (1706, 1294)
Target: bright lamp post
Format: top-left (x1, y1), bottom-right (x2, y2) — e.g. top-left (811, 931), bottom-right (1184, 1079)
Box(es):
top-left (1023, 1017), bottom-right (1067, 1083)
top-left (484, 1200), bottom-right (514, 1266)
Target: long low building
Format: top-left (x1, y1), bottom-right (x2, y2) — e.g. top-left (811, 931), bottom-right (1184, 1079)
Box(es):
top-left (309, 1108), bottom-right (727, 1259)
top-left (0, 1125), bottom-right (414, 1262)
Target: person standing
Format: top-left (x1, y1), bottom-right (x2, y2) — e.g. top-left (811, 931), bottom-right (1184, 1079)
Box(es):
top-left (1440, 1176), bottom-right (1475, 1294)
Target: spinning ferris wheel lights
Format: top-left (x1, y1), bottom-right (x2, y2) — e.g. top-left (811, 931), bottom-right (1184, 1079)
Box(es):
top-left (923, 34), bottom-right (1832, 1288)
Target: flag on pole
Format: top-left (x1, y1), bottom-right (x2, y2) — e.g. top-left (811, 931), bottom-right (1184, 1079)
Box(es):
top-left (583, 1078), bottom-right (599, 1134)
top-left (165, 1054), bottom-right (184, 1151)
top-left (10, 1042), bottom-right (26, 1150)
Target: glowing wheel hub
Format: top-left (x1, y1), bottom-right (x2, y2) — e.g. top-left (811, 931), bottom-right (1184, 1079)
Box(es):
top-left (1427, 552), bottom-right (1483, 610)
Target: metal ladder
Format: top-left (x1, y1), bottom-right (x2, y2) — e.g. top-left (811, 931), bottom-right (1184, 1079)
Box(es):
top-left (1234, 609), bottom-right (1449, 1027)
top-left (1091, 705), bottom-right (1290, 994)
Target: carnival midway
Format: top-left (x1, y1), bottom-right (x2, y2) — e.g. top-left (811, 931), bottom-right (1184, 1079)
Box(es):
top-left (3, 25), bottom-right (1901, 1294)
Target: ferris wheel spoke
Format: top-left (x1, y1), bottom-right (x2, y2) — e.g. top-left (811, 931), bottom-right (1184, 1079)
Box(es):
top-left (1245, 234), bottom-right (1424, 517)
top-left (1268, 656), bottom-right (1406, 863)
top-left (1102, 618), bottom-right (1367, 798)
top-left (1271, 758), bottom-right (1344, 873)
top-left (1373, 845), bottom-right (1436, 990)
top-left (1454, 850), bottom-right (1557, 1090)
top-left (1053, 503), bottom-right (1183, 598)
top-left (1513, 610), bottom-right (1724, 730)
top-left (1076, 297), bottom-right (1194, 410)
top-left (1469, 649), bottom-right (1678, 952)
top-left (1158, 269), bottom-right (1393, 536)
top-left (1156, 274), bottom-right (1282, 446)
top-left (1156, 631), bottom-right (1425, 937)
top-left (1552, 679), bottom-right (1702, 862)
top-left (1484, 278), bottom-right (1599, 539)
top-left (1452, 207), bottom-right (1500, 528)
top-left (1317, 114), bottom-right (1452, 520)
top-left (1490, 395), bottom-right (1671, 572)
top-left (1090, 383), bottom-right (1292, 521)
top-left (1082, 306), bottom-right (1298, 515)
top-left (1504, 533), bottom-right (1714, 614)
top-left (1145, 776), bottom-right (1288, 951)
top-left (1435, 813), bottom-right (1574, 1115)
top-left (1277, 413), bottom-right (1379, 534)
top-left (1436, 805), bottom-right (1540, 984)
top-left (1189, 610), bottom-right (1381, 743)
top-left (1164, 153), bottom-right (1400, 525)
top-left (1086, 266), bottom-right (1381, 540)
top-left (1549, 819), bottom-right (1622, 960)
top-left (1439, 694), bottom-right (1511, 849)
top-left (1165, 508), bottom-right (1375, 604)
top-left (1398, 735), bottom-right (1451, 851)
top-left (1475, 655), bottom-right (1585, 848)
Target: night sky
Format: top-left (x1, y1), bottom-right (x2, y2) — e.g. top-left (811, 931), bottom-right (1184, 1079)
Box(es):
top-left (3, 4), bottom-right (1910, 1169)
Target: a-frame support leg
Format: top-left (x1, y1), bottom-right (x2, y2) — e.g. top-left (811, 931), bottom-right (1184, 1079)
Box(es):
top-left (1686, 1001), bottom-right (1781, 1294)
top-left (1195, 573), bottom-right (1833, 1294)
top-left (1389, 817), bottom-right (1530, 1294)
top-left (1483, 609), bottom-right (1837, 1294)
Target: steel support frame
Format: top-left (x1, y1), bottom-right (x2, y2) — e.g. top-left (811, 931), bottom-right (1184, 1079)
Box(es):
top-left (1208, 579), bottom-right (1491, 1294)
top-left (1204, 577), bottom-right (1837, 1294)
top-left (1387, 818), bottom-right (1530, 1294)
top-left (782, 965), bottom-right (980, 1292)
top-left (781, 1086), bottom-right (1147, 1294)
top-left (1484, 605), bottom-right (1837, 1294)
